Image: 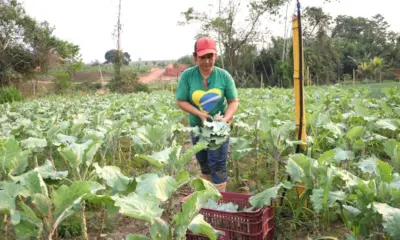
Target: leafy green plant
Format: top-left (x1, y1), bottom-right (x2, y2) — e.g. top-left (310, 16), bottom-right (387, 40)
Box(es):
top-left (123, 178), bottom-right (222, 240)
top-left (0, 86), bottom-right (24, 104)
top-left (53, 71), bottom-right (72, 94)
top-left (191, 117), bottom-right (231, 150)
top-left (108, 71), bottom-right (148, 93)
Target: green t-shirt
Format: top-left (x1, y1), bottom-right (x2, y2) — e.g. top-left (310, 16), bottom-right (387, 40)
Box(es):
top-left (175, 66), bottom-right (238, 127)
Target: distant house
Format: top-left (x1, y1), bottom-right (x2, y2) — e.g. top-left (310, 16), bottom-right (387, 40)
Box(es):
top-left (164, 64), bottom-right (188, 77)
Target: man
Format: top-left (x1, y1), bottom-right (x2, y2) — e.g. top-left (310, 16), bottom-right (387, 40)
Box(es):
top-left (175, 37), bottom-right (239, 192)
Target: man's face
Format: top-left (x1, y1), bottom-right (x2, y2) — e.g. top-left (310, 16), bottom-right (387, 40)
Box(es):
top-left (196, 53), bottom-right (216, 72)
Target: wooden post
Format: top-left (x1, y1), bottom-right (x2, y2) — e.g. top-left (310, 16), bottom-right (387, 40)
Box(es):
top-left (353, 68), bottom-right (356, 87)
top-left (99, 65), bottom-right (104, 87)
top-left (326, 70), bottom-right (328, 85)
top-left (260, 74), bottom-right (264, 88)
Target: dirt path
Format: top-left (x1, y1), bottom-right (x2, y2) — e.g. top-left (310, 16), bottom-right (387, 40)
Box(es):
top-left (31, 67), bottom-right (177, 86)
top-left (138, 68), bottom-right (165, 83)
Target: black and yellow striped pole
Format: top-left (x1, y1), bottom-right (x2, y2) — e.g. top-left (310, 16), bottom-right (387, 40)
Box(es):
top-left (281, 0), bottom-right (307, 205)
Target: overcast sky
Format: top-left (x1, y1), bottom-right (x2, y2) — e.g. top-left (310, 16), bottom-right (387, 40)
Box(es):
top-left (21, 0), bottom-right (399, 63)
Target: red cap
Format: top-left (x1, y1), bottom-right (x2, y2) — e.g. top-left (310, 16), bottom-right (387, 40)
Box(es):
top-left (195, 37), bottom-right (217, 56)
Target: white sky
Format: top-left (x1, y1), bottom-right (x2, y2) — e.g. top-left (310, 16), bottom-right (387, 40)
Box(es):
top-left (20, 0), bottom-right (399, 63)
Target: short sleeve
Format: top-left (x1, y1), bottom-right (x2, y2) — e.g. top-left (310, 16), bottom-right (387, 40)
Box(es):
top-left (224, 71), bottom-right (238, 100)
top-left (175, 70), bottom-right (189, 101)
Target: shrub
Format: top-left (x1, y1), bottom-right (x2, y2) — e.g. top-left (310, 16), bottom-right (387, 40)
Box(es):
top-left (0, 86), bottom-right (24, 104)
top-left (74, 82), bottom-right (103, 92)
top-left (53, 72), bottom-right (72, 94)
top-left (135, 82), bottom-right (150, 93)
top-left (108, 71), bottom-right (150, 93)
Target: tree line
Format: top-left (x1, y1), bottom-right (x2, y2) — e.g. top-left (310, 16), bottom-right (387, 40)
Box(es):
top-left (0, 0), bottom-right (82, 86)
top-left (177, 0), bottom-right (400, 88)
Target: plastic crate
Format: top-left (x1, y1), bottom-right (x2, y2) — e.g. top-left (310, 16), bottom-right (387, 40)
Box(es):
top-left (182, 192), bottom-right (274, 240)
top-left (186, 231), bottom-right (228, 240)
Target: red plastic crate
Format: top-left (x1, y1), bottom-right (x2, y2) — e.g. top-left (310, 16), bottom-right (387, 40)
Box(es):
top-left (182, 192), bottom-right (274, 240)
top-left (186, 231), bottom-right (228, 240)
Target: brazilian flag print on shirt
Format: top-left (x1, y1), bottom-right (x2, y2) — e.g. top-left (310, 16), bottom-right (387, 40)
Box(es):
top-left (175, 66), bottom-right (238, 127)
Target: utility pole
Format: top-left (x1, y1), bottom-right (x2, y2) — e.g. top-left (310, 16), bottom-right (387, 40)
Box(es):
top-left (114, 0), bottom-right (122, 82)
top-left (117, 0), bottom-right (121, 52)
top-left (282, 1), bottom-right (290, 61)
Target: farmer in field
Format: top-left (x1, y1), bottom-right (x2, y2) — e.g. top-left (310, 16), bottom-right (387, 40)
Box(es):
top-left (175, 37), bottom-right (239, 192)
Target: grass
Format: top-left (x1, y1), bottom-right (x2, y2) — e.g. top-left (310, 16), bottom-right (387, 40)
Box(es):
top-left (48, 65), bottom-right (153, 78)
top-left (78, 65), bottom-right (152, 74)
top-left (147, 81), bottom-right (177, 91)
top-left (338, 80), bottom-right (400, 97)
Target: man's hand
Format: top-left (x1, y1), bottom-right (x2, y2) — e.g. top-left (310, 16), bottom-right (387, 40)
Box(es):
top-left (197, 112), bottom-right (211, 121)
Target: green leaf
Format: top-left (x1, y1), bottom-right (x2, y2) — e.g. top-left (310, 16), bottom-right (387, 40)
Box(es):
top-left (330, 166), bottom-right (366, 188)
top-left (173, 189), bottom-right (221, 238)
top-left (310, 188), bottom-right (346, 212)
top-left (93, 163), bottom-right (135, 192)
top-left (375, 119), bottom-right (398, 131)
top-left (52, 181), bottom-right (91, 218)
top-left (346, 126), bottom-right (365, 142)
top-left (342, 205), bottom-right (362, 223)
top-left (230, 137), bottom-right (252, 161)
top-left (383, 213), bottom-right (400, 238)
top-left (1, 181), bottom-right (24, 198)
top-left (135, 173), bottom-right (178, 202)
top-left (20, 137), bottom-right (47, 152)
top-left (14, 201), bottom-right (42, 239)
top-left (249, 183), bottom-right (284, 208)
top-left (372, 202), bottom-right (400, 238)
top-left (285, 158), bottom-right (304, 183)
top-left (334, 148), bottom-right (355, 164)
top-left (176, 170), bottom-right (190, 186)
top-left (53, 134), bottom-right (77, 146)
top-left (113, 192), bottom-right (163, 223)
top-left (382, 140), bottom-right (400, 172)
top-left (191, 177), bottom-right (220, 194)
top-left (14, 219), bottom-right (41, 239)
top-left (150, 217), bottom-right (170, 240)
top-left (58, 139), bottom-right (101, 170)
top-left (288, 154), bottom-right (318, 187)
top-left (12, 170), bottom-right (49, 197)
top-left (32, 194), bottom-right (52, 216)
top-left (0, 190), bottom-right (20, 225)
top-left (357, 156), bottom-right (377, 174)
top-left (140, 147), bottom-right (172, 168)
top-left (188, 214), bottom-right (219, 240)
top-left (318, 149), bottom-right (335, 165)
top-left (0, 137), bottom-right (30, 176)
top-left (36, 160), bottom-right (68, 180)
top-left (177, 142), bottom-right (206, 168)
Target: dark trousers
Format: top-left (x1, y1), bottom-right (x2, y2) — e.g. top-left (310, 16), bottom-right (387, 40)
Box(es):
top-left (191, 135), bottom-right (229, 184)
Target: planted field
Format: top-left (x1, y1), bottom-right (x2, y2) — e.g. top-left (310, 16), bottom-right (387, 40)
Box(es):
top-left (0, 86), bottom-right (399, 239)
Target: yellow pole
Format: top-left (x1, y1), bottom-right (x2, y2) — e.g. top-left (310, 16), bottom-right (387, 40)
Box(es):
top-left (281, 4), bottom-right (308, 207)
top-left (292, 14), bottom-right (307, 202)
top-left (292, 15), bottom-right (307, 148)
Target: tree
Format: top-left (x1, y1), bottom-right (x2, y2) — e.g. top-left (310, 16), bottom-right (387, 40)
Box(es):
top-left (104, 49), bottom-right (131, 65)
top-left (176, 0), bottom-right (399, 88)
top-left (0, 0), bottom-right (81, 87)
top-left (176, 55), bottom-right (194, 67)
top-left (179, 0), bottom-right (290, 76)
